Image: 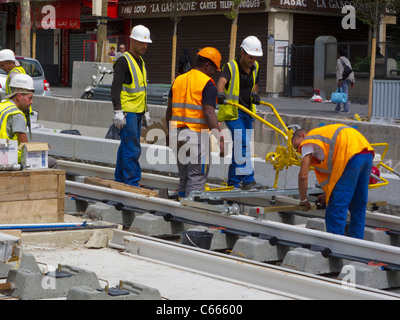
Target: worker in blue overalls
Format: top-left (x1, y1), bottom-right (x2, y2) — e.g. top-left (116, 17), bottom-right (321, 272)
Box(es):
top-left (217, 36), bottom-right (263, 190)
top-left (111, 25), bottom-right (152, 186)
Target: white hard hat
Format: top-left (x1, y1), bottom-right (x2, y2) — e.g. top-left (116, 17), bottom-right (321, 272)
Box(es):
top-left (5, 74), bottom-right (35, 99)
top-left (240, 36), bottom-right (263, 57)
top-left (129, 25), bottom-right (152, 43)
top-left (0, 49), bottom-right (16, 62)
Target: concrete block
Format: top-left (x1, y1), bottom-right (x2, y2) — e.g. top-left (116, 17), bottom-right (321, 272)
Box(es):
top-left (67, 281), bottom-right (162, 300)
top-left (230, 236), bottom-right (289, 262)
top-left (305, 218), bottom-right (326, 232)
top-left (363, 227), bottom-right (392, 245)
top-left (6, 264), bottom-right (101, 300)
top-left (85, 202), bottom-right (122, 224)
top-left (85, 230), bottom-right (109, 249)
top-left (281, 248), bottom-right (343, 275)
top-left (338, 262), bottom-right (400, 289)
top-left (129, 212), bottom-right (184, 237)
top-left (64, 195), bottom-right (78, 213)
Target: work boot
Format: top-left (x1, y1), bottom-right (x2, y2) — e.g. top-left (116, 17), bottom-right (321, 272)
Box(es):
top-left (241, 181), bottom-right (264, 190)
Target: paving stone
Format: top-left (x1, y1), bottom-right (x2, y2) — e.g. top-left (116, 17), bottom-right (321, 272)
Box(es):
top-left (85, 230), bottom-right (109, 249)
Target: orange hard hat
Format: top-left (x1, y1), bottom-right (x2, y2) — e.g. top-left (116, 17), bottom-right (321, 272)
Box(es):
top-left (197, 47), bottom-right (221, 71)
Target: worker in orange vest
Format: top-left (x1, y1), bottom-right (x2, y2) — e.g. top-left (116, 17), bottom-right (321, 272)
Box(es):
top-left (166, 47), bottom-right (224, 198)
top-left (292, 124), bottom-right (374, 239)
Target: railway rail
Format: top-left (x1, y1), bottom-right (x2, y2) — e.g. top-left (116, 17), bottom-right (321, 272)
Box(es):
top-left (58, 160), bottom-right (400, 299)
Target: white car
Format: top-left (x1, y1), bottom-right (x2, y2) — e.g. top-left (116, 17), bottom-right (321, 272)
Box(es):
top-left (0, 56), bottom-right (51, 97)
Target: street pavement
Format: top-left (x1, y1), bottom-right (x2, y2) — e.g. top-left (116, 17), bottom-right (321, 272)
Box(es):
top-left (51, 85), bottom-right (370, 119)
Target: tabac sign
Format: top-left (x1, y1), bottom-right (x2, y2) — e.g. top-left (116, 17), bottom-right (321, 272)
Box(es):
top-left (119, 0), bottom-right (266, 18)
top-left (271, 0), bottom-right (369, 12)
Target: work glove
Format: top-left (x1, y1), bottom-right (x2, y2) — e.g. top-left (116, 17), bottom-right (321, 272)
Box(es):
top-left (144, 111), bottom-right (151, 126)
top-left (251, 92), bottom-right (261, 105)
top-left (113, 110), bottom-right (126, 129)
top-left (217, 92), bottom-right (227, 105)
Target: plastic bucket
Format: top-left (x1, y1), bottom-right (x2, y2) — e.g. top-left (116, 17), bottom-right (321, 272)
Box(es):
top-left (180, 230), bottom-right (214, 250)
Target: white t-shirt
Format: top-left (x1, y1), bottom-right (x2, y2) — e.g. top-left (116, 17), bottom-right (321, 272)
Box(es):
top-left (301, 143), bottom-right (325, 162)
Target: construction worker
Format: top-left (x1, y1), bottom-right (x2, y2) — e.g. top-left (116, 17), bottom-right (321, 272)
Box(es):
top-left (111, 25), bottom-right (152, 186)
top-left (0, 49), bottom-right (34, 127)
top-left (0, 74), bottom-right (32, 149)
top-left (0, 74), bottom-right (57, 168)
top-left (292, 124), bottom-right (375, 239)
top-left (0, 49), bottom-right (26, 97)
top-left (166, 47), bottom-right (225, 198)
top-left (217, 36), bottom-right (263, 190)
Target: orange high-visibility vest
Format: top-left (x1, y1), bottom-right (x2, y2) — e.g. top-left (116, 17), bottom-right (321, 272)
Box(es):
top-left (299, 124), bottom-right (374, 203)
top-left (171, 69), bottom-right (215, 132)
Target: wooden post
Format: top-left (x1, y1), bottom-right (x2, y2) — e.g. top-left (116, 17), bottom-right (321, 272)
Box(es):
top-left (368, 35), bottom-right (377, 121)
top-left (171, 34), bottom-right (177, 83)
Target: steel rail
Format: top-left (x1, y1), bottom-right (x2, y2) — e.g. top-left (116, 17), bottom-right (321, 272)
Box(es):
top-left (57, 160), bottom-right (183, 190)
top-left (65, 180), bottom-right (400, 269)
top-left (59, 160), bottom-right (400, 232)
top-left (112, 231), bottom-right (400, 300)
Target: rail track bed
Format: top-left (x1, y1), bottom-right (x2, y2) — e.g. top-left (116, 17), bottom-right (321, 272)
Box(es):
top-left (54, 160), bottom-right (400, 300)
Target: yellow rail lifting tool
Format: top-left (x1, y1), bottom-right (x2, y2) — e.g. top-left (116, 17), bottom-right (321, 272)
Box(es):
top-left (223, 100), bottom-right (399, 190)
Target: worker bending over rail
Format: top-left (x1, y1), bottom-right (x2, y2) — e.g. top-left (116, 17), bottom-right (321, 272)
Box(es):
top-left (292, 124), bottom-right (374, 239)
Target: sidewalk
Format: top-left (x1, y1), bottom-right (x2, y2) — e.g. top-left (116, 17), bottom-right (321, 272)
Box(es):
top-left (259, 95), bottom-right (369, 119)
top-left (52, 86), bottom-right (369, 119)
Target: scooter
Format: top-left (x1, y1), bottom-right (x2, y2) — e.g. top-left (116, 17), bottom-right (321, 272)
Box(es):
top-left (80, 64), bottom-right (113, 100)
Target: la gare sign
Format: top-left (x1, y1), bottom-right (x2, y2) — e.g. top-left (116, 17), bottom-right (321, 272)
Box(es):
top-left (118, 0), bottom-right (265, 17)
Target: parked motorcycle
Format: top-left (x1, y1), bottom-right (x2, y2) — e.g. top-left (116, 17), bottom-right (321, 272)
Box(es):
top-left (80, 64), bottom-right (113, 100)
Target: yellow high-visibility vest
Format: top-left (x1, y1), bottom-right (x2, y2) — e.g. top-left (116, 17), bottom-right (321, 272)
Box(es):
top-left (120, 52), bottom-right (147, 113)
top-left (217, 59), bottom-right (259, 122)
top-left (0, 100), bottom-right (27, 162)
top-left (5, 66), bottom-right (26, 95)
top-left (299, 124), bottom-right (374, 203)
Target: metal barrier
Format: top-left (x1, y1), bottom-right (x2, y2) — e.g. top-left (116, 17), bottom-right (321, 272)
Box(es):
top-left (372, 80), bottom-right (400, 119)
top-left (93, 83), bottom-right (171, 105)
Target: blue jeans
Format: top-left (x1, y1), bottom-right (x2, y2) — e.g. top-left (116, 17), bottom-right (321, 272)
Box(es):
top-left (335, 79), bottom-right (351, 112)
top-left (115, 112), bottom-right (143, 186)
top-left (325, 152), bottom-right (373, 239)
top-left (225, 110), bottom-right (255, 187)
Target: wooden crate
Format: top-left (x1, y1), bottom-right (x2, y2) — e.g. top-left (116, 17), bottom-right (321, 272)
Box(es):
top-left (0, 169), bottom-right (65, 224)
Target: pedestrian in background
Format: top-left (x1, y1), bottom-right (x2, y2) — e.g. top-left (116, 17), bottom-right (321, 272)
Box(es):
top-left (115, 44), bottom-right (126, 61)
top-left (217, 36), bottom-right (263, 190)
top-left (166, 47), bottom-right (225, 198)
top-left (111, 25), bottom-right (152, 186)
top-left (292, 124), bottom-right (374, 239)
top-left (335, 47), bottom-right (355, 114)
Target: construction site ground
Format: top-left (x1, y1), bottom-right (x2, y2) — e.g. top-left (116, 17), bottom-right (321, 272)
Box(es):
top-left (15, 214), bottom-right (285, 300)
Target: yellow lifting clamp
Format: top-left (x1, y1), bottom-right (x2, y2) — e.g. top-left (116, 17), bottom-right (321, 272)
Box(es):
top-left (223, 100), bottom-right (399, 190)
top-left (224, 100), bottom-right (302, 188)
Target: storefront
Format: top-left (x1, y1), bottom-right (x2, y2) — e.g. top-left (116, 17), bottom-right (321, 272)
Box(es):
top-left (118, 0), bottom-right (269, 91)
